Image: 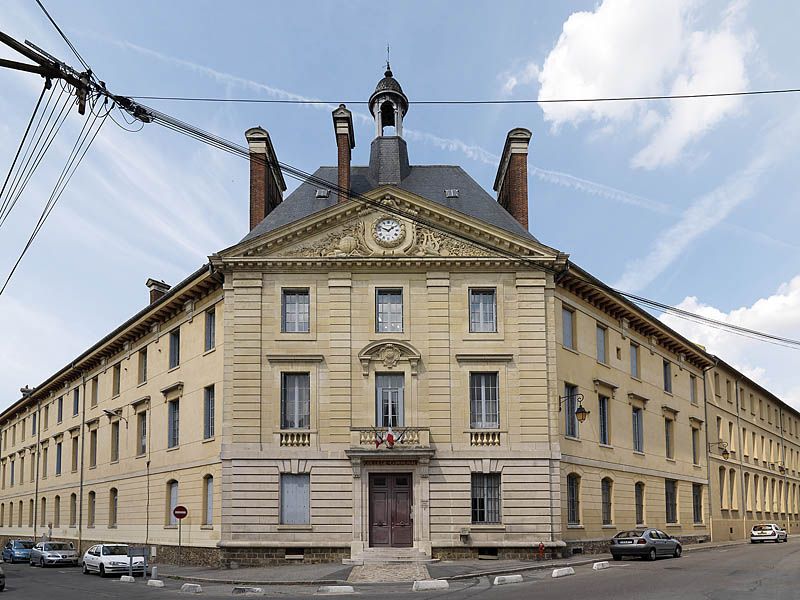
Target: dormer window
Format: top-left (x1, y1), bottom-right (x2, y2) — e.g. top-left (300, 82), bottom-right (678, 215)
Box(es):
top-left (445, 189), bottom-right (459, 198)
top-left (315, 188), bottom-right (330, 199)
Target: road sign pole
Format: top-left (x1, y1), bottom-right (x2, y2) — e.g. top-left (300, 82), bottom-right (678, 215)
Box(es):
top-left (178, 518), bottom-right (182, 567)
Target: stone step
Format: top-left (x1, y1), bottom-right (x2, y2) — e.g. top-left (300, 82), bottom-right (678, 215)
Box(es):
top-left (343, 548), bottom-right (438, 565)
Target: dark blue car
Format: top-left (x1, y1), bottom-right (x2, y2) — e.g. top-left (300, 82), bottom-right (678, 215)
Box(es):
top-left (2, 539), bottom-right (35, 563)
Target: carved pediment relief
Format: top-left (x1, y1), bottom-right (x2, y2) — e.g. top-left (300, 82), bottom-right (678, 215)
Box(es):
top-left (278, 218), bottom-right (496, 260)
top-left (358, 340), bottom-right (421, 376)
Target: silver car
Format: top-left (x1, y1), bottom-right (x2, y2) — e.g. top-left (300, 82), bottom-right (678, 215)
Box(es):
top-left (610, 529), bottom-right (682, 561)
top-left (29, 541), bottom-right (79, 567)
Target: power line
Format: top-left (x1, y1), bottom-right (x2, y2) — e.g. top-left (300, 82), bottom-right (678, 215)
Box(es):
top-left (0, 98), bottom-right (109, 295)
top-left (617, 290), bottom-right (800, 348)
top-left (34, 0), bottom-right (90, 73)
top-left (0, 82), bottom-right (48, 220)
top-left (2, 29), bottom-right (796, 351)
top-left (0, 82), bottom-right (72, 229)
top-left (119, 104), bottom-right (800, 351)
top-left (127, 87), bottom-right (800, 106)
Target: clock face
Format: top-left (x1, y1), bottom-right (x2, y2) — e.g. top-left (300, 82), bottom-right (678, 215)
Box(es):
top-left (373, 218), bottom-right (405, 246)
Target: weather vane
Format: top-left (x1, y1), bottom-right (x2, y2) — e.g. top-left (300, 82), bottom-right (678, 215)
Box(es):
top-left (386, 44), bottom-right (390, 71)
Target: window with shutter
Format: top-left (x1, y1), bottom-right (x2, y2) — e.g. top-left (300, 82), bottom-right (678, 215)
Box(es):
top-left (280, 473), bottom-right (310, 525)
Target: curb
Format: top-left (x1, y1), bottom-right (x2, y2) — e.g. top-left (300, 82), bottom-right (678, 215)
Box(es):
top-left (160, 573), bottom-right (351, 587)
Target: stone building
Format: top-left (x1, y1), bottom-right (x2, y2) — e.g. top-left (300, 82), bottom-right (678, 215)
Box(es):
top-left (705, 358), bottom-right (800, 541)
top-left (0, 68), bottom-right (796, 564)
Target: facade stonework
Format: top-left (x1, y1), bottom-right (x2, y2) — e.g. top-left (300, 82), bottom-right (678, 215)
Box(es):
top-left (1, 68), bottom-right (797, 565)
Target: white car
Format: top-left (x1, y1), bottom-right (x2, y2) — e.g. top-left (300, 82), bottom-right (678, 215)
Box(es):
top-left (82, 544), bottom-right (145, 576)
top-left (750, 523), bottom-right (788, 543)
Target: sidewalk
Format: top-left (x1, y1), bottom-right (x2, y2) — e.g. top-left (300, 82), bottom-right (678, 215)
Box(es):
top-left (157, 538), bottom-right (752, 586)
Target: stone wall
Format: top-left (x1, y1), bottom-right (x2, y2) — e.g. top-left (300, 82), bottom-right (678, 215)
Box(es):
top-left (220, 546), bottom-right (350, 568)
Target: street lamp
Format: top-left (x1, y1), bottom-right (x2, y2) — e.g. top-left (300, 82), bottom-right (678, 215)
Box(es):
top-left (103, 409), bottom-right (129, 428)
top-left (558, 393), bottom-right (590, 423)
top-left (708, 440), bottom-right (730, 460)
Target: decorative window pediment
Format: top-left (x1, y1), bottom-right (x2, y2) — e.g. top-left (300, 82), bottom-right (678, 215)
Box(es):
top-left (358, 340), bottom-right (421, 377)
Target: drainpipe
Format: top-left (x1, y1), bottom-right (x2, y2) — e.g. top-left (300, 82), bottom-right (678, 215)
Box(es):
top-left (734, 378), bottom-right (746, 539)
top-left (77, 375), bottom-right (87, 552)
top-left (145, 399), bottom-right (152, 547)
top-left (702, 362), bottom-right (716, 540)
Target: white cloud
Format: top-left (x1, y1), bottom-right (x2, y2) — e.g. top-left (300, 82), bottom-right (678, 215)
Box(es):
top-left (660, 276), bottom-right (800, 410)
top-left (114, 37), bottom-right (678, 220)
top-left (515, 0), bottom-right (755, 169)
top-left (501, 62), bottom-right (540, 96)
top-left (614, 106), bottom-right (800, 292)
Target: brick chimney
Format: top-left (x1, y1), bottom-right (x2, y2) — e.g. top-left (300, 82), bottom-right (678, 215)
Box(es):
top-left (332, 104), bottom-right (355, 203)
top-left (245, 127), bottom-right (287, 231)
top-left (493, 128), bottom-right (532, 230)
top-left (146, 278), bottom-right (170, 304)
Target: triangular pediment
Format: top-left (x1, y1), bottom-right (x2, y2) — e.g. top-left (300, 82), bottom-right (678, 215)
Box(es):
top-left (215, 187), bottom-right (567, 268)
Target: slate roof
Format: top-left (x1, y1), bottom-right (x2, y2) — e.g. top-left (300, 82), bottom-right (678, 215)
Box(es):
top-left (241, 165), bottom-right (538, 244)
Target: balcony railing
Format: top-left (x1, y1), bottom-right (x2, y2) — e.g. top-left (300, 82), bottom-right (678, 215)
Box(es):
top-left (469, 430), bottom-right (501, 447)
top-left (279, 430), bottom-right (311, 447)
top-left (351, 427), bottom-right (429, 449)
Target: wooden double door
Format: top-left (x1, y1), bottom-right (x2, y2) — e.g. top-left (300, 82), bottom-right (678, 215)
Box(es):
top-left (369, 473), bottom-right (413, 547)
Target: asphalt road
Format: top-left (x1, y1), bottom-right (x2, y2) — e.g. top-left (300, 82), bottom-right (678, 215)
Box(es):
top-left (2, 539), bottom-right (798, 599)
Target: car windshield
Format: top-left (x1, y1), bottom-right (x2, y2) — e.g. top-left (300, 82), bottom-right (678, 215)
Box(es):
top-left (753, 525), bottom-right (773, 531)
top-left (615, 531), bottom-right (642, 538)
top-left (44, 543), bottom-right (71, 551)
top-left (14, 541), bottom-right (34, 549)
top-left (102, 545), bottom-right (129, 556)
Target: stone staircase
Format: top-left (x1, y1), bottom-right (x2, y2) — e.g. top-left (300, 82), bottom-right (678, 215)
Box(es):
top-left (344, 547), bottom-right (438, 565)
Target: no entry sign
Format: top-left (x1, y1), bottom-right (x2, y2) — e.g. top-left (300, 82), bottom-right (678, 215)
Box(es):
top-left (173, 505), bottom-right (188, 520)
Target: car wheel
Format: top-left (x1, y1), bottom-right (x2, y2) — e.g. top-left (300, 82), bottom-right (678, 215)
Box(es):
top-left (673, 545), bottom-right (682, 558)
top-left (39, 557), bottom-right (45, 568)
top-left (99, 564), bottom-right (105, 578)
top-left (648, 548), bottom-right (657, 561)
top-left (613, 554), bottom-right (622, 561)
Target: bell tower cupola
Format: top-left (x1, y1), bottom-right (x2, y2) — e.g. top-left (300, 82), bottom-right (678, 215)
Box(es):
top-left (367, 63), bottom-right (411, 185)
top-left (368, 63), bottom-right (409, 138)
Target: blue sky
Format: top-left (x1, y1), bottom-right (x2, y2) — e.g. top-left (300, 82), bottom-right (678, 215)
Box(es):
top-left (1, 0), bottom-right (800, 410)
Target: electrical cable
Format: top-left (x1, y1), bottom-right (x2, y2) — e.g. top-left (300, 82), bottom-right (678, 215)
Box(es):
top-left (34, 0), bottom-right (91, 73)
top-left (0, 83), bottom-right (49, 220)
top-left (0, 83), bottom-right (72, 229)
top-left (0, 100), bottom-right (108, 295)
top-left (112, 103), bottom-right (800, 350)
top-left (127, 87), bottom-right (800, 106)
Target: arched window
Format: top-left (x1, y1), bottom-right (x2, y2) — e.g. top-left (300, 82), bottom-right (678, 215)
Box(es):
top-left (167, 480), bottom-right (179, 525)
top-left (729, 469), bottom-right (737, 511)
top-left (719, 467), bottom-right (727, 509)
top-left (0, 503), bottom-right (4, 527)
top-left (8, 502), bottom-right (13, 528)
top-left (753, 474), bottom-right (760, 512)
top-left (28, 499), bottom-right (34, 527)
top-left (771, 479), bottom-right (777, 513)
top-left (601, 478), bottom-right (613, 525)
top-left (202, 475), bottom-right (213, 526)
top-left (40, 497), bottom-right (47, 527)
top-left (635, 482), bottom-right (645, 525)
top-left (744, 473), bottom-right (751, 512)
top-left (53, 495), bottom-right (60, 528)
top-left (763, 477), bottom-right (769, 514)
top-left (87, 491), bottom-right (96, 527)
top-left (566, 473), bottom-right (580, 525)
top-left (69, 493), bottom-right (77, 527)
top-left (109, 488), bottom-right (118, 527)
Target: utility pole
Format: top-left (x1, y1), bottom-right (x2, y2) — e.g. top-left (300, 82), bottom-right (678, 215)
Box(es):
top-left (0, 30), bottom-right (90, 113)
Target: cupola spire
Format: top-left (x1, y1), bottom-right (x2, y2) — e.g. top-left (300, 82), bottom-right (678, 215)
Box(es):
top-left (369, 61), bottom-right (409, 139)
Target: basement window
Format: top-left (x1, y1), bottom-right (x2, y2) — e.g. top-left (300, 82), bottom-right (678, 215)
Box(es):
top-left (284, 548), bottom-right (304, 560)
top-left (444, 189), bottom-right (459, 198)
top-left (315, 188), bottom-right (330, 198)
